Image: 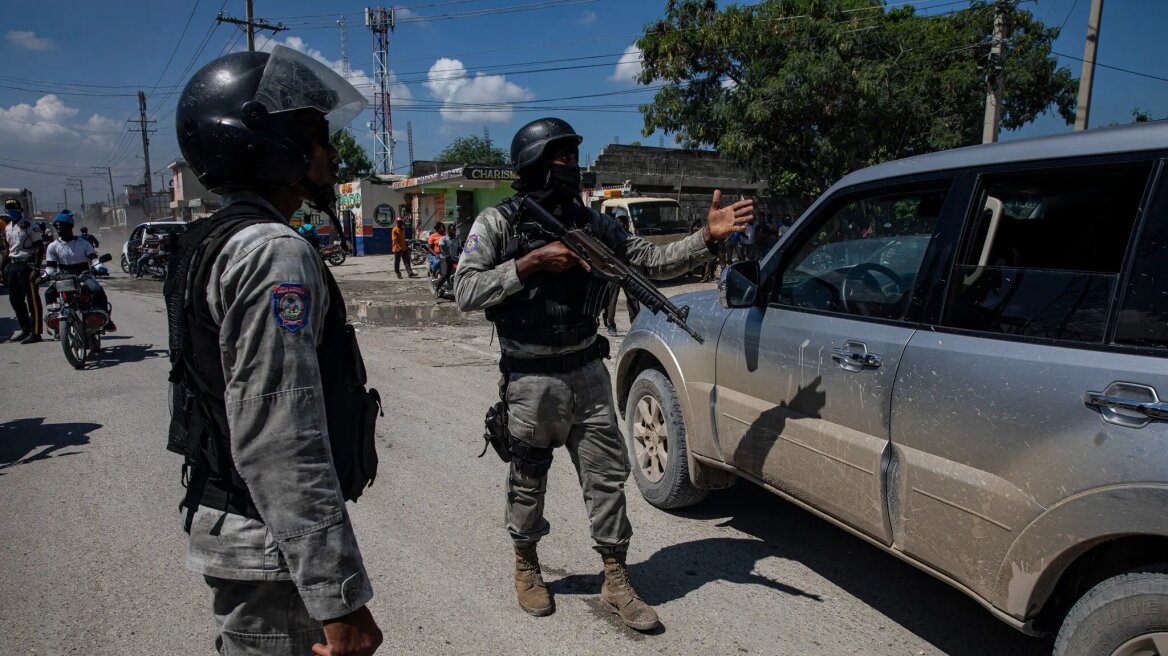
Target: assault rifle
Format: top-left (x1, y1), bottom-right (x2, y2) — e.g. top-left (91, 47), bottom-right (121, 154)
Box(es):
top-left (519, 197), bottom-right (705, 344)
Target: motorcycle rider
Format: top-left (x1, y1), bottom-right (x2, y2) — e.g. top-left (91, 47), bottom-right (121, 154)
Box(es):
top-left (135, 226), bottom-right (162, 278)
top-left (79, 226), bottom-right (99, 248)
top-left (298, 221), bottom-right (322, 249)
top-left (42, 210), bottom-right (116, 333)
top-left (432, 223), bottom-right (460, 297)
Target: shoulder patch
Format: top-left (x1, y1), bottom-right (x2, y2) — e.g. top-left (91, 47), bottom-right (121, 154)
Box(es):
top-left (271, 282), bottom-right (310, 333)
top-left (464, 234), bottom-right (480, 253)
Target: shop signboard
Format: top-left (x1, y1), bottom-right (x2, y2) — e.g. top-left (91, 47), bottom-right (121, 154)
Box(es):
top-left (337, 181), bottom-right (362, 210)
top-left (463, 166), bottom-right (517, 181)
top-left (373, 203), bottom-right (394, 227)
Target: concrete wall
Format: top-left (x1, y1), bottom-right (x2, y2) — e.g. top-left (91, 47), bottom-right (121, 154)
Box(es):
top-left (587, 144), bottom-right (812, 226)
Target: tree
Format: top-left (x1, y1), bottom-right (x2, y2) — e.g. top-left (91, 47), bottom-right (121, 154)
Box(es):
top-left (331, 130), bottom-right (375, 181)
top-left (636, 0), bottom-right (1078, 196)
top-left (436, 135), bottom-right (508, 164)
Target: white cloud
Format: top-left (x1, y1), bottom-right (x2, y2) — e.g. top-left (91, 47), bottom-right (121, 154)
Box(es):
top-left (6, 30), bottom-right (53, 51)
top-left (722, 78), bottom-right (738, 90)
top-left (0, 95), bottom-right (132, 205)
top-left (578, 10), bottom-right (597, 24)
top-left (393, 6), bottom-right (418, 20)
top-left (609, 45), bottom-right (643, 84)
top-left (424, 57), bottom-right (535, 123)
top-left (259, 35), bottom-right (414, 111)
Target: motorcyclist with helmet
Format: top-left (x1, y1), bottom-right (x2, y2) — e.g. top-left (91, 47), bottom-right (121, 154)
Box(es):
top-left (167, 45), bottom-right (382, 655)
top-left (42, 210), bottom-right (116, 333)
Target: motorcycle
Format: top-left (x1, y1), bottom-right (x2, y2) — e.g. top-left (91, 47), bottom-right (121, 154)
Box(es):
top-left (44, 254), bottom-right (115, 370)
top-left (430, 257), bottom-right (458, 299)
top-left (408, 239), bottom-right (430, 266)
top-left (137, 251), bottom-right (168, 280)
top-left (319, 242), bottom-right (347, 266)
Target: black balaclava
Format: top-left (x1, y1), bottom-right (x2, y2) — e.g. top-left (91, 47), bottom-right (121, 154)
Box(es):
top-left (513, 143), bottom-right (583, 221)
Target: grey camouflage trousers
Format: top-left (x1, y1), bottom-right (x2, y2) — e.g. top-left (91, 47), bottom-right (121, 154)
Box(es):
top-left (503, 358), bottom-right (633, 548)
top-left (205, 576), bottom-right (325, 655)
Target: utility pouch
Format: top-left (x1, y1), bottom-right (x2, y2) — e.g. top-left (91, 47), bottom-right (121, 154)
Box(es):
top-left (167, 377), bottom-right (200, 459)
top-left (480, 401), bottom-right (512, 463)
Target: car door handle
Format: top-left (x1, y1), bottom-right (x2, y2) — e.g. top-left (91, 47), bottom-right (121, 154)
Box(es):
top-left (1084, 392), bottom-right (1168, 421)
top-left (831, 342), bottom-right (882, 371)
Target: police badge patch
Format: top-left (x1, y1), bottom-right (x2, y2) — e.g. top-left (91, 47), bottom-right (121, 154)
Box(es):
top-left (464, 234), bottom-right (480, 253)
top-left (272, 283), bottom-right (310, 333)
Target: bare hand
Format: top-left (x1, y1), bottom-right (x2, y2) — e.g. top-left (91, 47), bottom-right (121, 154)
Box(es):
top-left (534, 241), bottom-right (590, 274)
top-left (704, 190), bottom-right (754, 240)
top-left (311, 606), bottom-right (382, 656)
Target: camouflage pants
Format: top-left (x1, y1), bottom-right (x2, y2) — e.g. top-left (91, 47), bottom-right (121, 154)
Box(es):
top-left (205, 577), bottom-right (325, 655)
top-left (503, 359), bottom-right (633, 548)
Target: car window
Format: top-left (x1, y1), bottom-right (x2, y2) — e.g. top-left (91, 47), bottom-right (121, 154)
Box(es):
top-left (129, 226), bottom-right (142, 242)
top-left (941, 163), bottom-right (1153, 344)
top-left (774, 187), bottom-right (949, 320)
top-left (1114, 171), bottom-right (1168, 349)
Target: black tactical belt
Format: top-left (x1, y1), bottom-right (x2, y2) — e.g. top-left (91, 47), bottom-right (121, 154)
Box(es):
top-left (500, 336), bottom-right (609, 375)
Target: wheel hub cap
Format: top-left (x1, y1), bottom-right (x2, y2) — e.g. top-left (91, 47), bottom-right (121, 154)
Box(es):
top-left (1112, 632), bottom-right (1168, 656)
top-left (633, 395), bottom-right (668, 483)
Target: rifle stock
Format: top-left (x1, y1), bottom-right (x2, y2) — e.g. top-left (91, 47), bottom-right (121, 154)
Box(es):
top-left (519, 197), bottom-right (705, 344)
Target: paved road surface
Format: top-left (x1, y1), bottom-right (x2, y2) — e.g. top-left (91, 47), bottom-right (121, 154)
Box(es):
top-left (0, 271), bottom-right (1053, 655)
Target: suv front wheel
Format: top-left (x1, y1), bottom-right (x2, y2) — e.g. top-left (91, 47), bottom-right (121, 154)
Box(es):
top-left (624, 368), bottom-right (707, 510)
top-left (1055, 566), bottom-right (1168, 656)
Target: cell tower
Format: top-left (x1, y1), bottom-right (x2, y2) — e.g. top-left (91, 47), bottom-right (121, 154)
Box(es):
top-left (337, 16), bottom-right (350, 79)
top-left (365, 6), bottom-right (395, 173)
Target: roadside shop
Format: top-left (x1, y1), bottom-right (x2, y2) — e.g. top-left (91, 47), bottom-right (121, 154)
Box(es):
top-left (391, 165), bottom-right (518, 240)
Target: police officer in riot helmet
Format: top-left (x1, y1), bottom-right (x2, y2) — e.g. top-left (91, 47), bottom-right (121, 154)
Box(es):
top-left (455, 117), bottom-right (752, 630)
top-left (170, 45), bottom-right (382, 655)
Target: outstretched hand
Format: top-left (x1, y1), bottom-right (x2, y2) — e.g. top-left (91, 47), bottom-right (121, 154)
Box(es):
top-left (704, 190), bottom-right (754, 241)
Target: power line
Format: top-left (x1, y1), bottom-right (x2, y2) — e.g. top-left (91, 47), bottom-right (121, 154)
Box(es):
top-left (145, 0), bottom-right (203, 103)
top-left (1054, 51), bottom-right (1168, 83)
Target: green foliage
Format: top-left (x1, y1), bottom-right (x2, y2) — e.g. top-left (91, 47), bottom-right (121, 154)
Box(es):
top-left (331, 130), bottom-right (375, 181)
top-left (636, 0), bottom-right (1078, 196)
top-left (437, 135), bottom-right (509, 165)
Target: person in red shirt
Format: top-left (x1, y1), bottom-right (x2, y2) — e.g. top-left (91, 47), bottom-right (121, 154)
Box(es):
top-left (427, 223), bottom-right (445, 276)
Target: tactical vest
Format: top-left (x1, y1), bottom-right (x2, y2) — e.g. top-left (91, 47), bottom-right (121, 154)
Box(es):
top-left (484, 198), bottom-right (613, 347)
top-left (165, 202), bottom-right (380, 521)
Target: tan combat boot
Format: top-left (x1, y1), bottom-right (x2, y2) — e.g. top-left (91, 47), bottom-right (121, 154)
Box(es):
top-left (600, 550), bottom-right (661, 631)
top-left (514, 543), bottom-right (554, 617)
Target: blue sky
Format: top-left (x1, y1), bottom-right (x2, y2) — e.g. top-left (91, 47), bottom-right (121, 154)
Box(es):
top-left (0, 0), bottom-right (1164, 211)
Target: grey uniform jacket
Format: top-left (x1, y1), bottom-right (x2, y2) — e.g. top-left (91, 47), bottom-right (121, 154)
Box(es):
top-left (184, 194), bottom-right (373, 621)
top-left (454, 203), bottom-right (713, 356)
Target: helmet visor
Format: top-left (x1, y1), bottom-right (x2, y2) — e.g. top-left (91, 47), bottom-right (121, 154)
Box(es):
top-left (253, 45), bottom-right (367, 134)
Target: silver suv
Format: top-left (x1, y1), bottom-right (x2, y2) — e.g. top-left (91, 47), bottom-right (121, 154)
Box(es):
top-left (615, 121), bottom-right (1168, 656)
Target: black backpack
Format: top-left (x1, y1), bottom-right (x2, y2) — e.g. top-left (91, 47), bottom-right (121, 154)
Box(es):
top-left (165, 203), bottom-right (380, 517)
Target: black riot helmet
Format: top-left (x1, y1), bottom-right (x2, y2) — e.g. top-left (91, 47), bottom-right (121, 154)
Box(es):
top-left (510, 117), bottom-right (583, 174)
top-left (176, 45), bottom-right (367, 194)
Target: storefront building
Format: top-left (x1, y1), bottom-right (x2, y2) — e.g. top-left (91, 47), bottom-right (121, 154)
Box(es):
top-left (391, 165), bottom-right (518, 239)
top-left (319, 176), bottom-right (407, 255)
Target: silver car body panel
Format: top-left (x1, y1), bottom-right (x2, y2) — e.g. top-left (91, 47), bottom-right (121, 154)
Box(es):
top-left (714, 305), bottom-right (910, 543)
top-left (892, 332), bottom-right (1168, 615)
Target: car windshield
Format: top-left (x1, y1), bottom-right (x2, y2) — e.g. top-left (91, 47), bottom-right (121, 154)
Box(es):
top-left (628, 201), bottom-right (687, 235)
top-left (151, 224), bottom-right (188, 237)
top-left (793, 235), bottom-right (931, 279)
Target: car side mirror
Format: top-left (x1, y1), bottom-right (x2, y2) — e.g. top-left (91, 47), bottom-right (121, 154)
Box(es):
top-left (98, 253), bottom-right (113, 263)
top-left (719, 260), bottom-right (760, 308)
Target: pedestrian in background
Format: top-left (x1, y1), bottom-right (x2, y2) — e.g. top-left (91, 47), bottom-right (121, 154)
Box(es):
top-left (4, 198), bottom-right (44, 343)
top-left (79, 226), bottom-right (99, 249)
top-left (391, 217), bottom-right (417, 279)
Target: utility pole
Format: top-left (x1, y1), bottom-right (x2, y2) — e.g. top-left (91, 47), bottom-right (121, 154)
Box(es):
top-left (1075, 0), bottom-right (1105, 131)
top-left (67, 177), bottom-right (85, 215)
top-left (94, 166), bottom-right (118, 226)
top-left (982, 0), bottom-right (1012, 144)
top-left (338, 16), bottom-right (350, 78)
top-left (64, 185), bottom-right (68, 211)
top-left (217, 3), bottom-right (286, 52)
top-left (407, 121), bottom-right (415, 168)
top-left (129, 91), bottom-right (157, 217)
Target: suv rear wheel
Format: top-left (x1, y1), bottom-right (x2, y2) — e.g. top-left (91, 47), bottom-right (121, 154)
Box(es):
top-left (1054, 566), bottom-right (1168, 656)
top-left (624, 368), bottom-right (707, 510)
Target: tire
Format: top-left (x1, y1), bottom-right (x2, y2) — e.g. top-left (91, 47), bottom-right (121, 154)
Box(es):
top-left (624, 368), bottom-right (708, 509)
top-left (61, 315), bottom-right (88, 370)
top-left (119, 254), bottom-right (130, 274)
top-left (328, 251), bottom-right (347, 266)
top-left (1054, 566), bottom-right (1168, 656)
top-left (411, 248), bottom-right (426, 266)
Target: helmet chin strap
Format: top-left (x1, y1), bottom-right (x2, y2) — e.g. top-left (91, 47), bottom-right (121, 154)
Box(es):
top-left (301, 177), bottom-right (349, 251)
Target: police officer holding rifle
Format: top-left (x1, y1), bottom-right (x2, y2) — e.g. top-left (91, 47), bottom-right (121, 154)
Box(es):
top-left (455, 117), bottom-right (752, 630)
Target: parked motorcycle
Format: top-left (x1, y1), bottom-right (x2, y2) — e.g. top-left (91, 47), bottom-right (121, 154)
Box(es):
top-left (408, 239), bottom-right (429, 266)
top-left (319, 242), bottom-right (347, 266)
top-left (44, 254), bottom-right (115, 370)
